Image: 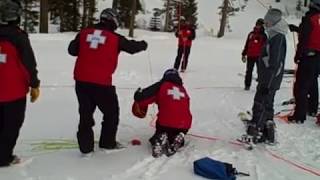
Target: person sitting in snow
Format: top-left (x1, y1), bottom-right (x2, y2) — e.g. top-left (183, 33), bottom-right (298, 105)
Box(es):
top-left (68, 8), bottom-right (147, 157)
top-left (174, 18), bottom-right (196, 72)
top-left (241, 18), bottom-right (267, 90)
top-left (242, 9), bottom-right (288, 144)
top-left (132, 69), bottom-right (192, 158)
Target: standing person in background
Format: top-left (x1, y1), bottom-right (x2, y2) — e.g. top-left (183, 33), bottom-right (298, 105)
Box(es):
top-left (242, 9), bottom-right (288, 145)
top-left (242, 18), bottom-right (267, 90)
top-left (288, 22), bottom-right (318, 118)
top-left (174, 19), bottom-right (196, 72)
top-left (68, 8), bottom-right (147, 156)
top-left (288, 0), bottom-right (320, 123)
top-left (0, 0), bottom-right (40, 167)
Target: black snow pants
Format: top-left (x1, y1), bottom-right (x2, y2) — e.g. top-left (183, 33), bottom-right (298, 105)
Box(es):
top-left (0, 97), bottom-right (26, 166)
top-left (75, 81), bottom-right (119, 153)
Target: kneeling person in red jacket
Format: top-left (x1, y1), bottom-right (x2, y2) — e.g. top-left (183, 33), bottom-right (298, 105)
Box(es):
top-left (132, 69), bottom-right (192, 158)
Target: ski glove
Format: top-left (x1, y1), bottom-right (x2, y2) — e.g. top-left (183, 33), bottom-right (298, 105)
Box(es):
top-left (141, 41), bottom-right (148, 51)
top-left (30, 87), bottom-right (40, 103)
top-left (242, 56), bottom-right (247, 63)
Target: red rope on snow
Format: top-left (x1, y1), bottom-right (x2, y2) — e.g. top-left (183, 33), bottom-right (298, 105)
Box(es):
top-left (146, 114), bottom-right (320, 176)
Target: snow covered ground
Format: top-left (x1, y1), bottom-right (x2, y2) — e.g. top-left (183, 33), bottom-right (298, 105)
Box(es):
top-left (1, 0), bottom-right (320, 180)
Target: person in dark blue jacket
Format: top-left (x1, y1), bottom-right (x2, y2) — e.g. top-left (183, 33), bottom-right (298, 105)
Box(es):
top-left (242, 9), bottom-right (288, 144)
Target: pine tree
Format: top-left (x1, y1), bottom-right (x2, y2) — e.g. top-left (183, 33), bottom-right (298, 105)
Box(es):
top-left (162, 0), bottom-right (198, 31)
top-left (82, 0), bottom-right (96, 28)
top-left (48, 0), bottom-right (80, 32)
top-left (21, 0), bottom-right (39, 33)
top-left (117, 0), bottom-right (142, 28)
top-left (296, 0), bottom-right (302, 11)
top-left (180, 0), bottom-right (198, 27)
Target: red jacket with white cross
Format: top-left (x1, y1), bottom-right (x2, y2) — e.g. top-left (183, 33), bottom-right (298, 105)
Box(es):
top-left (133, 77), bottom-right (192, 130)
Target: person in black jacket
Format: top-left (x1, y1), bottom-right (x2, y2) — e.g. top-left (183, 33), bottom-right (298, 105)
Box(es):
top-left (288, 0), bottom-right (320, 123)
top-left (242, 9), bottom-right (288, 144)
top-left (0, 0), bottom-right (40, 167)
top-left (174, 19), bottom-right (196, 72)
top-left (68, 8), bottom-right (147, 156)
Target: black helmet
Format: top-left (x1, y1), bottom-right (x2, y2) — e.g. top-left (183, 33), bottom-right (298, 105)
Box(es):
top-left (163, 68), bottom-right (179, 77)
top-left (255, 18), bottom-right (264, 26)
top-left (100, 8), bottom-right (120, 28)
top-left (0, 0), bottom-right (22, 25)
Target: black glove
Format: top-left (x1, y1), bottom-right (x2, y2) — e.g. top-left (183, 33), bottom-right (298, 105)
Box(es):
top-left (141, 40), bottom-right (148, 51)
top-left (134, 87), bottom-right (143, 101)
top-left (260, 86), bottom-right (269, 95)
top-left (288, 24), bottom-right (299, 32)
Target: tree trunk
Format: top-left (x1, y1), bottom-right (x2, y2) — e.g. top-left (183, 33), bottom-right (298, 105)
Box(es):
top-left (304, 0), bottom-right (309, 7)
top-left (88, 0), bottom-right (96, 26)
top-left (40, 0), bottom-right (49, 33)
top-left (129, 0), bottom-right (137, 37)
top-left (164, 0), bottom-right (170, 32)
top-left (23, 0), bottom-right (29, 31)
top-left (82, 0), bottom-right (89, 28)
top-left (217, 0), bottom-right (228, 38)
top-left (72, 0), bottom-right (79, 31)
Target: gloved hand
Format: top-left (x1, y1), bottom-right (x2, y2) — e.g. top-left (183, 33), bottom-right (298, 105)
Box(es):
top-left (141, 40), bottom-right (148, 51)
top-left (288, 24), bottom-right (299, 32)
top-left (30, 87), bottom-right (40, 103)
top-left (260, 86), bottom-right (269, 95)
top-left (241, 56), bottom-right (247, 63)
top-left (134, 87), bottom-right (143, 100)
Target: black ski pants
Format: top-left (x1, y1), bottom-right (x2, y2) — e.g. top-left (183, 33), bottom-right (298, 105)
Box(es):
top-left (0, 97), bottom-right (26, 166)
top-left (149, 122), bottom-right (188, 146)
top-left (174, 46), bottom-right (191, 71)
top-left (245, 58), bottom-right (259, 88)
top-left (75, 81), bottom-right (119, 153)
top-left (251, 88), bottom-right (277, 129)
top-left (293, 54), bottom-right (320, 121)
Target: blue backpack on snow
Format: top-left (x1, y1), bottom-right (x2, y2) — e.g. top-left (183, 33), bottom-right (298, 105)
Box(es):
top-left (193, 157), bottom-right (249, 180)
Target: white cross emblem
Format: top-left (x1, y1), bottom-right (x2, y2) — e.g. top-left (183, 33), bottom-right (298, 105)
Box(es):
top-left (86, 30), bottom-right (106, 49)
top-left (168, 87), bottom-right (185, 100)
top-left (0, 47), bottom-right (7, 64)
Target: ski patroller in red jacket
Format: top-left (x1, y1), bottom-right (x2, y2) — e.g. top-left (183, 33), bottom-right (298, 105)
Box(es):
top-left (73, 28), bottom-right (119, 86)
top-left (69, 23), bottom-right (147, 86)
top-left (0, 41), bottom-right (29, 102)
top-left (176, 24), bottom-right (196, 47)
top-left (295, 9), bottom-right (320, 61)
top-left (306, 13), bottom-right (320, 52)
top-left (242, 26), bottom-right (267, 59)
top-left (134, 78), bottom-right (192, 130)
top-left (0, 25), bottom-right (40, 102)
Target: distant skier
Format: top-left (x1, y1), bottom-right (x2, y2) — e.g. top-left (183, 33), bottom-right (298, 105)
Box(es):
top-left (174, 19), bottom-right (196, 72)
top-left (132, 69), bottom-right (192, 157)
top-left (288, 0), bottom-right (320, 123)
top-left (68, 8), bottom-right (147, 156)
top-left (241, 18), bottom-right (267, 90)
top-left (0, 0), bottom-right (40, 166)
top-left (242, 9), bottom-right (288, 144)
